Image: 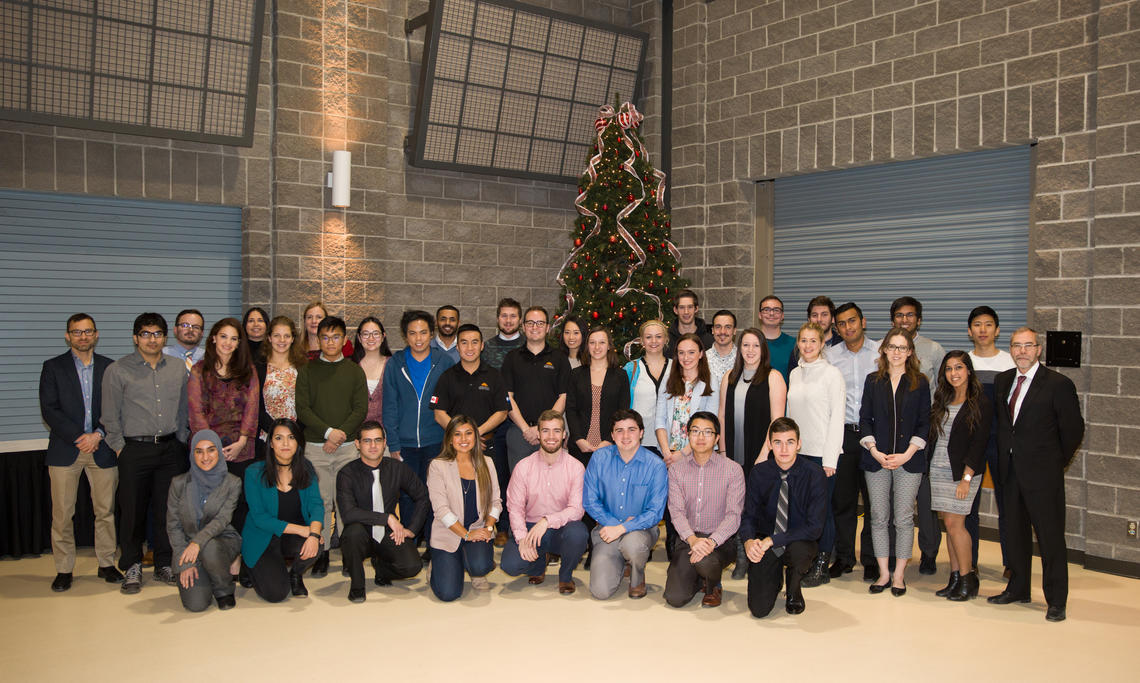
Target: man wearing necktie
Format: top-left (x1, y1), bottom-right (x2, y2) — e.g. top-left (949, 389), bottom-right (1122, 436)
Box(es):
top-left (739, 417), bottom-right (827, 617)
top-left (989, 328), bottom-right (1084, 622)
top-left (335, 421), bottom-right (427, 603)
top-left (162, 309), bottom-right (205, 374)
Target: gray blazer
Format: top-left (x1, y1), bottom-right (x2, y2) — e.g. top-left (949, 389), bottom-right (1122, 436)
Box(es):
top-left (166, 473), bottom-right (242, 573)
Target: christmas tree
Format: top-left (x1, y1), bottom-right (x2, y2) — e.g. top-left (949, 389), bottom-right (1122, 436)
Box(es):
top-left (552, 101), bottom-right (689, 354)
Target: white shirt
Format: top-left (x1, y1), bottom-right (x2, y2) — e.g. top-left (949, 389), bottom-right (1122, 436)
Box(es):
top-left (1008, 361), bottom-right (1040, 424)
top-left (826, 338), bottom-right (879, 424)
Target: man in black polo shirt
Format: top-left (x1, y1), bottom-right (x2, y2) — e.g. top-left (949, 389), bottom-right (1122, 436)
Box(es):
top-left (501, 306), bottom-right (570, 474)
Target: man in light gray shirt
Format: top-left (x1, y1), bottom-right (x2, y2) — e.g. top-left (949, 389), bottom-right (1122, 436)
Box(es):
top-left (102, 312), bottom-right (190, 594)
top-left (162, 308), bottom-right (205, 374)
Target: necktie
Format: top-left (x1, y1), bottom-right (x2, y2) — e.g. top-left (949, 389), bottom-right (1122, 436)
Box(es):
top-left (371, 469), bottom-right (385, 543)
top-left (1008, 375), bottom-right (1026, 421)
top-left (773, 471), bottom-right (789, 557)
top-left (184, 349), bottom-right (194, 373)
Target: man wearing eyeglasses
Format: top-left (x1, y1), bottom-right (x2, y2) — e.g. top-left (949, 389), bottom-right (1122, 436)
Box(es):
top-left (296, 315), bottom-right (369, 576)
top-left (663, 411), bottom-right (744, 608)
top-left (989, 328), bottom-right (1084, 622)
top-left (101, 312), bottom-right (189, 594)
top-left (40, 313), bottom-right (121, 592)
top-left (758, 294), bottom-right (795, 383)
top-left (162, 309), bottom-right (205, 375)
top-left (336, 421), bottom-right (427, 603)
top-left (501, 306), bottom-right (570, 474)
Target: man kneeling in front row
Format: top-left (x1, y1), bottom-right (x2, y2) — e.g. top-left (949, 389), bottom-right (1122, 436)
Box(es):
top-left (740, 417), bottom-right (827, 617)
top-left (336, 420), bottom-right (427, 603)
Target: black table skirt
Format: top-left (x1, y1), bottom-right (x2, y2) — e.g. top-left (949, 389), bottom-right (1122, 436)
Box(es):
top-left (1, 450), bottom-right (95, 559)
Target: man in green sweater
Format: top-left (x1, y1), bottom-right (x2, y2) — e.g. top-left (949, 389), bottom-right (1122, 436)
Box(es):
top-left (296, 315), bottom-right (369, 576)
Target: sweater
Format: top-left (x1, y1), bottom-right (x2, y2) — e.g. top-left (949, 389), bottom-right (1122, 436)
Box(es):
top-left (785, 357), bottom-right (846, 469)
top-left (295, 357), bottom-right (368, 443)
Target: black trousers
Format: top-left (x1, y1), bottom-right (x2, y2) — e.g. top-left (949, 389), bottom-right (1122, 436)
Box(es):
top-left (663, 533), bottom-right (737, 607)
top-left (340, 522), bottom-right (423, 590)
top-left (116, 439), bottom-right (186, 570)
top-left (834, 427), bottom-right (886, 567)
top-left (747, 539), bottom-right (817, 618)
top-left (225, 458), bottom-right (255, 541)
top-left (1004, 463), bottom-right (1068, 608)
top-left (248, 534), bottom-right (321, 603)
top-left (916, 471), bottom-right (941, 559)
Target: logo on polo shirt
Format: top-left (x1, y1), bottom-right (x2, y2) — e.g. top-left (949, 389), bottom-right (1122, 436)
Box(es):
top-left (478, 382), bottom-right (490, 392)
top-left (543, 362), bottom-right (555, 370)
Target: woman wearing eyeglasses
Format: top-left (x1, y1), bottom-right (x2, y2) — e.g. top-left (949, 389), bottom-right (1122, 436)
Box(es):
top-left (351, 317), bottom-right (393, 425)
top-left (566, 327), bottom-right (630, 466)
top-left (859, 327), bottom-right (931, 596)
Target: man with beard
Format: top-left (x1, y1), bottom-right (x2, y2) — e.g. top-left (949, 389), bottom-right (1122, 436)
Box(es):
top-left (665, 289), bottom-right (714, 358)
top-left (163, 309), bottom-right (205, 374)
top-left (430, 305), bottom-right (460, 363)
top-left (706, 310), bottom-right (738, 390)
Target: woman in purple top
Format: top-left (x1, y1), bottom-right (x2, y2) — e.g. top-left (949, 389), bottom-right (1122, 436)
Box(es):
top-left (351, 316), bottom-right (392, 425)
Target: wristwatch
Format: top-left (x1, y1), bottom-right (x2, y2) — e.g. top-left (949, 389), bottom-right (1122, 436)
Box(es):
top-left (963, 473), bottom-right (973, 482)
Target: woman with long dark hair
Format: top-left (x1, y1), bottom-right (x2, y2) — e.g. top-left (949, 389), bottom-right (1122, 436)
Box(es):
top-left (256, 316), bottom-right (307, 434)
top-left (558, 316), bottom-right (586, 369)
top-left (655, 333), bottom-right (719, 466)
top-left (243, 307), bottom-right (269, 360)
top-left (351, 316), bottom-right (393, 425)
top-left (426, 415), bottom-right (501, 601)
top-left (566, 327), bottom-right (630, 465)
top-left (859, 327), bottom-right (930, 597)
top-left (242, 419), bottom-right (323, 602)
top-left (928, 351), bottom-right (992, 601)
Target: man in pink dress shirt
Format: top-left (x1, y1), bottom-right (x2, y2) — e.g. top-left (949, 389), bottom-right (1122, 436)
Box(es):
top-left (500, 410), bottom-right (588, 595)
top-left (663, 411), bottom-right (745, 608)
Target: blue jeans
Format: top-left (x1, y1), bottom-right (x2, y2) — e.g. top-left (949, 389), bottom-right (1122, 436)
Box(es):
top-left (399, 443), bottom-right (440, 543)
top-left (429, 540), bottom-right (495, 602)
top-left (501, 520), bottom-right (588, 583)
top-left (803, 455), bottom-right (837, 554)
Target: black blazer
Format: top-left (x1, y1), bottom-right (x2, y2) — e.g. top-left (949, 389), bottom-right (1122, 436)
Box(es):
top-left (565, 365), bottom-right (630, 461)
top-left (928, 394), bottom-right (993, 481)
top-left (994, 364), bottom-right (1084, 491)
top-left (39, 351), bottom-right (116, 467)
top-left (858, 373), bottom-right (931, 474)
top-left (336, 457), bottom-right (430, 536)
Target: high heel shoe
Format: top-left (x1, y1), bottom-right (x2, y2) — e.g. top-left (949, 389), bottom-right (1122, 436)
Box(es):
top-left (948, 571), bottom-right (979, 601)
top-left (891, 583), bottom-right (907, 597)
top-left (935, 571), bottom-right (961, 598)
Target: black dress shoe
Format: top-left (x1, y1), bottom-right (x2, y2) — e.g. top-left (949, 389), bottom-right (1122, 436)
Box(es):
top-left (51, 573), bottom-right (73, 592)
top-left (216, 594), bottom-right (236, 610)
top-left (863, 565), bottom-right (880, 582)
top-left (987, 590), bottom-right (1031, 605)
top-left (238, 564), bottom-right (253, 588)
top-left (868, 582), bottom-right (889, 594)
top-left (348, 587), bottom-right (366, 603)
top-left (420, 548), bottom-right (432, 563)
top-left (97, 566), bottom-right (124, 583)
top-left (374, 575), bottom-right (392, 587)
top-left (785, 594), bottom-right (806, 614)
top-left (828, 562), bottom-right (853, 578)
top-left (891, 583), bottom-right (907, 597)
top-left (310, 551), bottom-right (329, 578)
top-left (918, 555), bottom-right (937, 575)
top-left (935, 571), bottom-right (961, 598)
top-left (948, 571), bottom-right (979, 602)
top-left (1045, 605), bottom-right (1066, 622)
top-left (289, 572), bottom-right (308, 597)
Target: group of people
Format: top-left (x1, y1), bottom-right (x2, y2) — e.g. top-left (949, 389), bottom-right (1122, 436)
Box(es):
top-left (39, 290), bottom-right (1083, 621)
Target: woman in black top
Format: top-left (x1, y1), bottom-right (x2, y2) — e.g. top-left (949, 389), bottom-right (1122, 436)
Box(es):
top-left (566, 327), bottom-right (630, 465)
top-left (718, 327), bottom-right (787, 478)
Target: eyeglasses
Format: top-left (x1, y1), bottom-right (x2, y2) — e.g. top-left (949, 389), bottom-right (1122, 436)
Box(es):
top-left (885, 344), bottom-right (909, 353)
top-left (760, 307), bottom-right (783, 314)
top-left (68, 329), bottom-right (97, 337)
top-left (137, 331), bottom-right (165, 339)
top-left (1011, 342), bottom-right (1039, 350)
top-left (358, 331), bottom-right (383, 339)
top-left (523, 320), bottom-right (547, 328)
top-left (688, 428), bottom-right (717, 438)
top-left (359, 438), bottom-right (385, 446)
top-left (177, 323), bottom-right (203, 332)
top-left (893, 312), bottom-right (918, 320)
top-left (320, 334), bottom-right (344, 343)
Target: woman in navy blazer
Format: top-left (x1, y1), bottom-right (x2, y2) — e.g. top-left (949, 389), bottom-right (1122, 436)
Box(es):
top-left (243, 418), bottom-right (324, 603)
top-left (858, 327), bottom-right (930, 596)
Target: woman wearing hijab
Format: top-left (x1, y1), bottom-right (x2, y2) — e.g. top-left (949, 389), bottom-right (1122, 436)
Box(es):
top-left (166, 430), bottom-right (243, 612)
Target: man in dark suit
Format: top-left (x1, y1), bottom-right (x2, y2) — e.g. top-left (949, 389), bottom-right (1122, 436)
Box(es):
top-left (989, 327), bottom-right (1084, 622)
top-left (39, 313), bottom-right (122, 592)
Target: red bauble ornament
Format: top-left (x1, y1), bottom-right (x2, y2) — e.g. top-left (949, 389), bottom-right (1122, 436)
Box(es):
top-left (632, 306), bottom-right (638, 313)
top-left (609, 301), bottom-right (614, 308)
top-left (665, 221), bottom-right (670, 227)
top-left (656, 269), bottom-right (663, 277)
top-left (627, 193), bottom-right (634, 201)
top-left (593, 271), bottom-right (599, 278)
top-left (634, 230), bottom-right (640, 237)
top-left (635, 150), bottom-right (640, 157)
top-left (585, 254), bottom-right (591, 261)
top-left (609, 235), bottom-right (617, 243)
top-left (664, 287), bottom-right (669, 295)
top-left (571, 262), bottom-right (578, 270)
top-left (618, 311), bottom-right (624, 319)
top-left (644, 211), bottom-right (650, 219)
top-left (628, 253), bottom-right (636, 261)
top-left (591, 311), bottom-right (599, 320)
top-left (602, 204), bottom-right (608, 211)
top-left (574, 238), bottom-right (582, 247)
top-left (577, 275), bottom-right (583, 281)
top-left (604, 276), bottom-right (611, 284)
top-left (648, 245), bottom-right (655, 252)
top-left (671, 265), bottom-right (677, 272)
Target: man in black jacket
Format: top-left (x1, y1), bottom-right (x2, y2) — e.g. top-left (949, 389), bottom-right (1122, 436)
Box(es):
top-left (989, 328), bottom-right (1084, 622)
top-left (665, 289), bottom-right (714, 358)
top-left (336, 421), bottom-right (428, 603)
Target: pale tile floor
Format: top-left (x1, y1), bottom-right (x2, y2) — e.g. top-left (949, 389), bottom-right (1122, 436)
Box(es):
top-left (2, 534), bottom-right (1136, 682)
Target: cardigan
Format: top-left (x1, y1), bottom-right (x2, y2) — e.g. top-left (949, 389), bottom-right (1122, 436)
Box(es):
top-left (723, 369), bottom-right (776, 477)
top-left (565, 365), bottom-right (630, 460)
top-left (928, 393), bottom-right (993, 480)
top-left (241, 461), bottom-right (324, 566)
top-left (427, 456), bottom-right (502, 553)
top-left (858, 373), bottom-right (931, 474)
top-left (166, 472), bottom-right (242, 573)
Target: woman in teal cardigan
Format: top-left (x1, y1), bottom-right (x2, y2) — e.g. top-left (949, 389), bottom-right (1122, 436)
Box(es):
top-left (243, 418), bottom-right (324, 602)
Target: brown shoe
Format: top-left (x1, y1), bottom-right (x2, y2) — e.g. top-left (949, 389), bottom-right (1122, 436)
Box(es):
top-left (628, 582), bottom-right (647, 599)
top-left (558, 581), bottom-right (575, 595)
top-left (528, 574), bottom-right (545, 585)
top-left (494, 531), bottom-right (508, 547)
top-left (701, 586), bottom-right (723, 607)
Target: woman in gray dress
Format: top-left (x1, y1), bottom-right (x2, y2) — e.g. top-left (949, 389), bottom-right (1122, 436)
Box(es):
top-left (928, 351), bottom-right (992, 601)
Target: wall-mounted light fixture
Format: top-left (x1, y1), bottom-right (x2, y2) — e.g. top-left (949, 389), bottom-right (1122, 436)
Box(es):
top-left (328, 150), bottom-right (351, 207)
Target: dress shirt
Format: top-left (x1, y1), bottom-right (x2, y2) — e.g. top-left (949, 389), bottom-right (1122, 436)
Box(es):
top-left (163, 343), bottom-right (205, 370)
top-left (506, 448), bottom-right (585, 542)
top-left (72, 351), bottom-right (95, 433)
top-left (738, 456), bottom-right (827, 550)
top-left (336, 457), bottom-right (429, 535)
top-left (582, 444), bottom-right (667, 532)
top-left (667, 452), bottom-right (745, 546)
top-left (826, 337), bottom-right (879, 424)
top-left (1008, 361), bottom-right (1040, 424)
top-left (101, 350), bottom-right (189, 452)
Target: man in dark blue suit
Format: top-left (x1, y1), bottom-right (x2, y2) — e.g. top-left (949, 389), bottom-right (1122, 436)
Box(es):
top-left (39, 313), bottom-right (121, 592)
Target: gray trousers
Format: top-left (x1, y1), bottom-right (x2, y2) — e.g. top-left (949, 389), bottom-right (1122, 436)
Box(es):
top-left (307, 442), bottom-right (358, 546)
top-left (865, 468), bottom-right (923, 560)
top-left (589, 526), bottom-right (658, 600)
top-left (178, 534), bottom-right (240, 613)
top-left (49, 451), bottom-right (118, 572)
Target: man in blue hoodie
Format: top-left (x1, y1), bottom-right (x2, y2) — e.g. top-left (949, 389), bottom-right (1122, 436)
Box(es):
top-left (383, 310), bottom-right (456, 551)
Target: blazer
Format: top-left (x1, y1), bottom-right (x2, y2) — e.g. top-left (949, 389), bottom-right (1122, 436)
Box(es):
top-left (242, 460), bottom-right (324, 567)
top-left (39, 351), bottom-right (116, 467)
top-left (928, 394), bottom-right (993, 481)
top-left (427, 456), bottom-right (502, 553)
top-left (858, 373), bottom-right (931, 473)
top-left (994, 364), bottom-right (1085, 491)
top-left (336, 457), bottom-right (430, 536)
top-left (565, 365), bottom-right (631, 460)
top-left (166, 472), bottom-right (242, 573)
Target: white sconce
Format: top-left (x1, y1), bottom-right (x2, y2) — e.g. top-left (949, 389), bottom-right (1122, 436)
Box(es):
top-left (328, 150), bottom-right (351, 208)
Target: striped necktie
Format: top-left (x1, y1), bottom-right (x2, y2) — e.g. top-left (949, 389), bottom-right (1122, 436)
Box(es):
top-left (184, 349), bottom-right (194, 373)
top-left (773, 470), bottom-right (789, 557)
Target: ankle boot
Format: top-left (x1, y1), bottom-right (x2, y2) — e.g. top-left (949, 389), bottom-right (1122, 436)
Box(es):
top-left (935, 570), bottom-right (961, 598)
top-left (949, 570), bottom-right (979, 601)
top-left (310, 550), bottom-right (329, 578)
top-left (731, 538), bottom-right (748, 580)
top-left (800, 552), bottom-right (831, 588)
